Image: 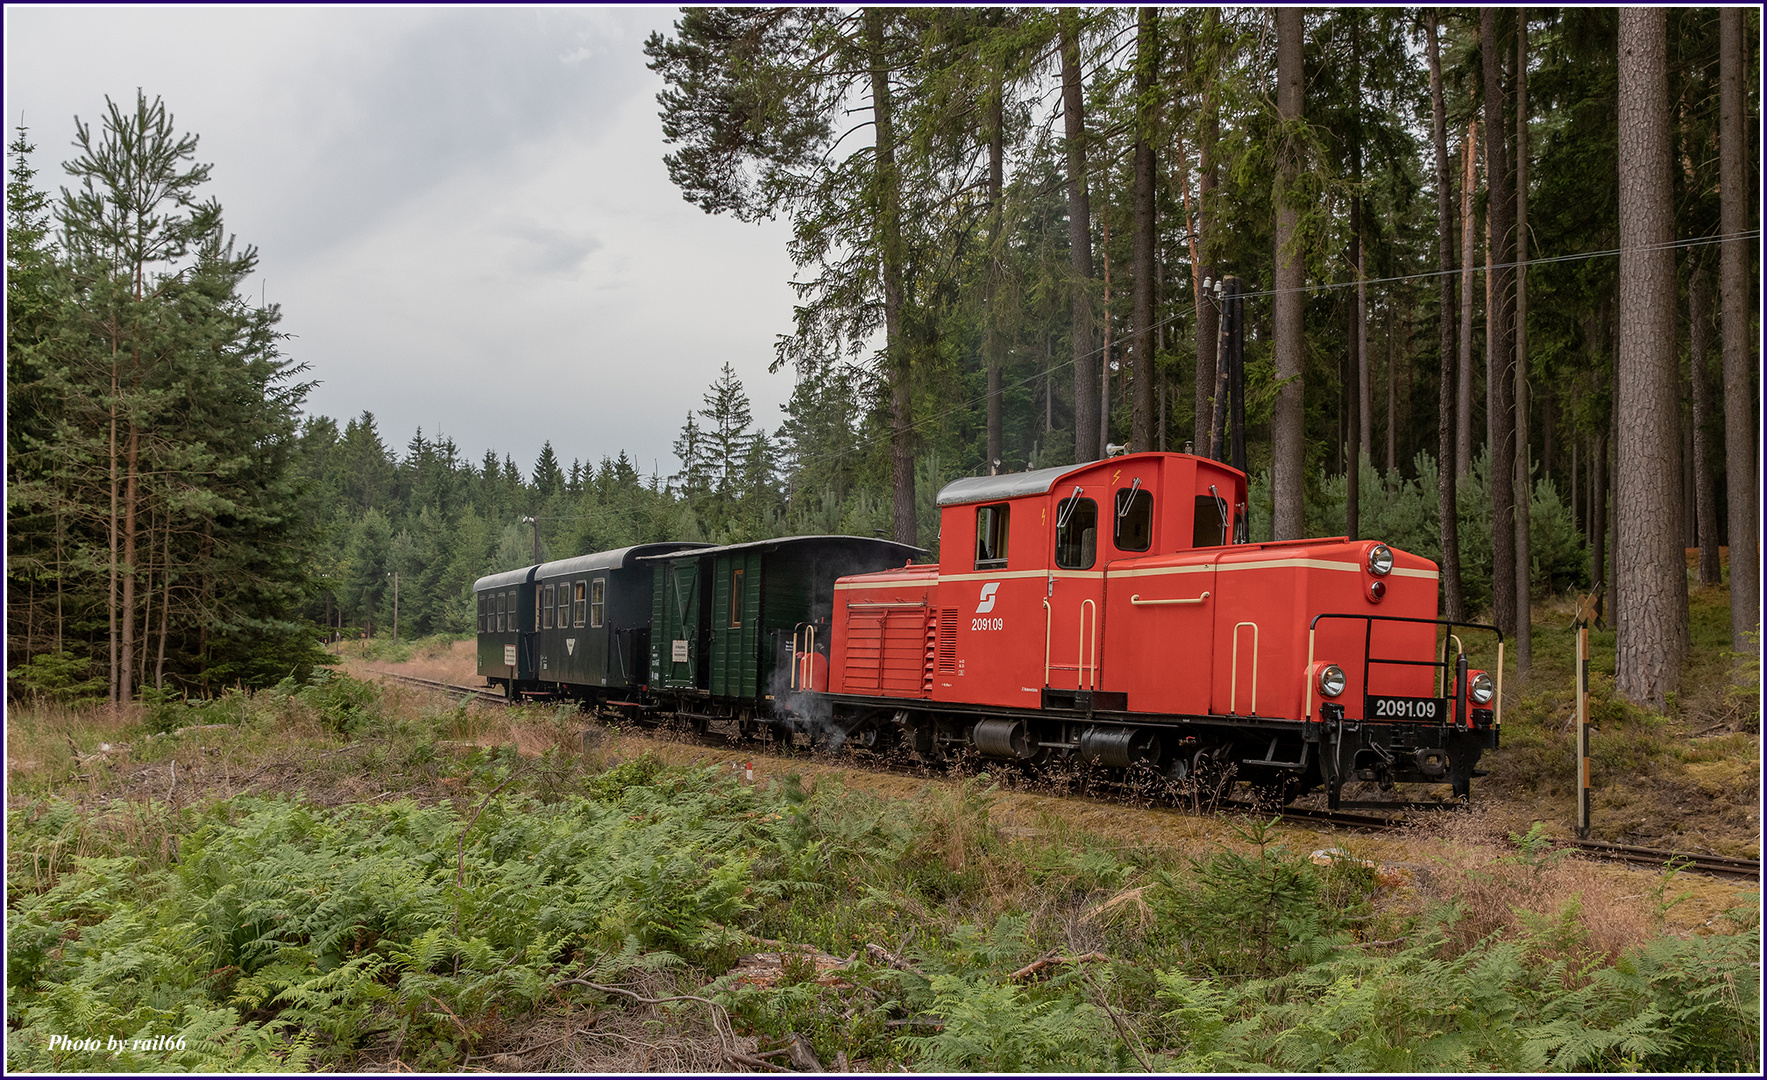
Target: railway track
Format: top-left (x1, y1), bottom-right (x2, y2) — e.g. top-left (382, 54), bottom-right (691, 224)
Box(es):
top-left (376, 671), bottom-right (1762, 883)
top-left (372, 671), bottom-right (507, 705)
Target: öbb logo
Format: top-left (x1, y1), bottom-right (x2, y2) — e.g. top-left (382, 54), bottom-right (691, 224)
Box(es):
top-left (975, 582), bottom-right (1000, 614)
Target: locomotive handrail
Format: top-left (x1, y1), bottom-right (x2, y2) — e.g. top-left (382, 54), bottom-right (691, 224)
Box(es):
top-left (1306, 612), bottom-right (1504, 729)
top-left (1230, 621), bottom-right (1260, 715)
top-left (1078, 599), bottom-right (1098, 690)
top-left (1129, 591), bottom-right (1210, 606)
top-left (1042, 599), bottom-right (1052, 686)
top-left (846, 600), bottom-right (927, 609)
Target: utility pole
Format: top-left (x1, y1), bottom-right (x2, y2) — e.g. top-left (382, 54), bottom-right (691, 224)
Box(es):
top-left (523, 515), bottom-right (541, 566)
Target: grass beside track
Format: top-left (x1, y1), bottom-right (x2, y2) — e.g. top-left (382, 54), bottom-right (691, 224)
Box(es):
top-left (6, 665), bottom-right (1761, 1073)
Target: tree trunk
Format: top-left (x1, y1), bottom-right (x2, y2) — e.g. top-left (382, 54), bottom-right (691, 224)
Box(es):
top-left (1614, 6), bottom-right (1688, 708)
top-left (866, 10), bottom-right (915, 546)
top-left (1689, 265), bottom-right (1721, 587)
top-left (120, 422), bottom-right (139, 704)
top-left (109, 340), bottom-right (119, 705)
top-left (1592, 425), bottom-right (1607, 624)
top-left (985, 66), bottom-right (1005, 472)
top-left (1386, 309), bottom-right (1396, 475)
top-left (1457, 120), bottom-right (1477, 482)
top-left (1352, 20), bottom-right (1371, 469)
top-left (1100, 211), bottom-right (1113, 458)
top-left (1194, 10), bottom-right (1221, 455)
top-left (1346, 217), bottom-right (1361, 542)
top-left (1130, 7), bottom-right (1159, 453)
top-left (1271, 5), bottom-right (1306, 541)
top-left (1719, 7), bottom-right (1757, 655)
top-left (1062, 13), bottom-right (1099, 462)
top-left (1482, 7), bottom-right (1518, 638)
top-left (155, 511), bottom-right (171, 690)
top-left (1513, 9), bottom-right (1532, 679)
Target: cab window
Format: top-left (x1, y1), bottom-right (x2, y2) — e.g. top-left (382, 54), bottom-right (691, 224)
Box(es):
top-left (590, 579), bottom-right (606, 628)
top-left (975, 504), bottom-right (1009, 569)
top-left (1114, 487), bottom-right (1153, 552)
top-left (1193, 495), bottom-right (1229, 547)
top-left (1055, 497), bottom-right (1098, 569)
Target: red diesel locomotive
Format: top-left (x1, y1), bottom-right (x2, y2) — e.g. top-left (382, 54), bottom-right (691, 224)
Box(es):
top-left (800, 451), bottom-right (1501, 806)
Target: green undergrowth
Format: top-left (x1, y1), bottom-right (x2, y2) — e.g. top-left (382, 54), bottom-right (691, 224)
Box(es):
top-left (1470, 581), bottom-right (1760, 849)
top-left (8, 751), bottom-right (1759, 1072)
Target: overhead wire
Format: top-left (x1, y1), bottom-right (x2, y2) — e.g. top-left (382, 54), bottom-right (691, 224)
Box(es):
top-left (775, 228), bottom-right (1760, 475)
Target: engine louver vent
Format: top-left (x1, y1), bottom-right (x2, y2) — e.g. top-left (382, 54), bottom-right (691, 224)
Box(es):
top-left (936, 608), bottom-right (959, 674)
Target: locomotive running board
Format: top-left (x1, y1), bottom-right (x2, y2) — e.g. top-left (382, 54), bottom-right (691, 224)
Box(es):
top-left (1241, 737), bottom-right (1311, 771)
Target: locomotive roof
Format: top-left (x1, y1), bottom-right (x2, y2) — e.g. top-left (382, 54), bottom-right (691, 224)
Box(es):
top-left (935, 462), bottom-right (1087, 507)
top-left (935, 452), bottom-right (1246, 507)
top-left (635, 535), bottom-right (926, 563)
top-left (472, 565), bottom-right (537, 591)
top-left (534, 542), bottom-right (712, 579)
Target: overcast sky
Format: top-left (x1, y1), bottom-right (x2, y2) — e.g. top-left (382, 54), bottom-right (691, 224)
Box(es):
top-left (5, 4), bottom-right (803, 481)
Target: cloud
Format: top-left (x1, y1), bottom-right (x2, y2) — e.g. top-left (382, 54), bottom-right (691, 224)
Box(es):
top-left (5, 4), bottom-right (805, 479)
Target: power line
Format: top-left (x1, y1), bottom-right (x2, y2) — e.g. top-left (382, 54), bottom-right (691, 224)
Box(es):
top-left (777, 228), bottom-right (1759, 476)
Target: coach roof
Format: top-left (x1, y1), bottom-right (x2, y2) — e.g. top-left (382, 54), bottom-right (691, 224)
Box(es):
top-left (535, 542), bottom-right (711, 579)
top-left (635, 535), bottom-right (926, 562)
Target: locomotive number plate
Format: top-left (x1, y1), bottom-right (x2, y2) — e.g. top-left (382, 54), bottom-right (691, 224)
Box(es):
top-left (1366, 695), bottom-right (1447, 721)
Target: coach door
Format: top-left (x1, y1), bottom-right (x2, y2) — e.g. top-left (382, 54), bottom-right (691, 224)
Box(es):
top-left (654, 560), bottom-right (703, 690)
top-left (1043, 485), bottom-right (1107, 698)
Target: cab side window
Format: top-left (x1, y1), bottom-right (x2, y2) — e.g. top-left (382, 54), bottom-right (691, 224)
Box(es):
top-left (1055, 497), bottom-right (1098, 569)
top-left (1193, 495), bottom-right (1229, 547)
top-left (1114, 488), bottom-right (1153, 552)
top-left (975, 504), bottom-right (1009, 569)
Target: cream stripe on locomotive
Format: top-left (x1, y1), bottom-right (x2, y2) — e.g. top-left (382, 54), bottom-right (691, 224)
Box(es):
top-left (832, 557), bottom-right (1440, 589)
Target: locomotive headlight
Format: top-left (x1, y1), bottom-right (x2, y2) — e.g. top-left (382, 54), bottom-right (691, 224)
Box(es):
top-left (1367, 543), bottom-right (1394, 576)
top-left (1467, 670), bottom-right (1495, 705)
top-left (1318, 664), bottom-right (1347, 699)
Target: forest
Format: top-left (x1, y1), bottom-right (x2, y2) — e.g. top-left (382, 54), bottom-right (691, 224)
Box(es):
top-left (5, 7), bottom-right (1759, 714)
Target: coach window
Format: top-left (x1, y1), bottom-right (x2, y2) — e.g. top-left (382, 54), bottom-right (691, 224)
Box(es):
top-left (1055, 496), bottom-right (1098, 569)
top-left (557, 583), bottom-right (570, 627)
top-left (729, 568), bottom-right (745, 627)
top-left (573, 582), bottom-right (587, 627)
top-left (543, 585), bottom-right (555, 629)
top-left (477, 596), bottom-right (485, 633)
top-left (1114, 487), bottom-right (1153, 552)
top-left (590, 579), bottom-right (606, 628)
top-left (494, 593), bottom-right (504, 633)
top-left (974, 504), bottom-right (1009, 569)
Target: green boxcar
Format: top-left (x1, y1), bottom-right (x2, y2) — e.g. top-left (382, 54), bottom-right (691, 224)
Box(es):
top-left (644, 536), bottom-right (925, 704)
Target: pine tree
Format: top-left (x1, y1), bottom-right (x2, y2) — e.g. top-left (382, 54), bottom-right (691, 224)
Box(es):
top-left (1613, 7), bottom-right (1688, 707)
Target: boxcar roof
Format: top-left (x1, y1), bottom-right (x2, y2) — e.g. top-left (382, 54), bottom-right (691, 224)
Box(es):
top-left (535, 542), bottom-right (712, 579)
top-left (635, 535), bottom-right (926, 563)
top-left (473, 565), bottom-right (537, 592)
